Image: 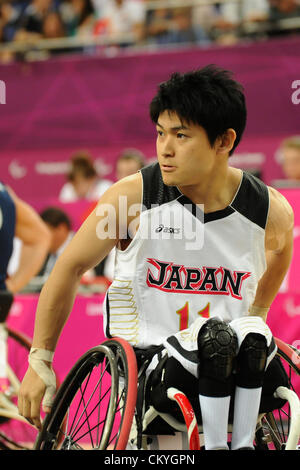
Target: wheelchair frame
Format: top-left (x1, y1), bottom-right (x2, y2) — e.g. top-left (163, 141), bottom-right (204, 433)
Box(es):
top-left (34, 336), bottom-right (300, 451)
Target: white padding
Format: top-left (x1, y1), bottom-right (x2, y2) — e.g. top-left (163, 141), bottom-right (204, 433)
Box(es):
top-left (163, 316), bottom-right (209, 378)
top-left (229, 316), bottom-right (273, 348)
top-left (274, 386), bottom-right (300, 450)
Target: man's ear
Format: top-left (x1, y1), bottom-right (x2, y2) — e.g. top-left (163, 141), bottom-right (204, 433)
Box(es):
top-left (216, 128), bottom-right (237, 155)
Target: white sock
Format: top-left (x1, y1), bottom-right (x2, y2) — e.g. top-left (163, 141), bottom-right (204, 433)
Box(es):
top-left (199, 395), bottom-right (230, 450)
top-left (231, 386), bottom-right (262, 450)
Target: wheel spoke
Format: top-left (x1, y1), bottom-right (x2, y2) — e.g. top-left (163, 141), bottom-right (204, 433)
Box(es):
top-left (70, 383), bottom-right (112, 442)
top-left (69, 361), bottom-right (110, 438)
top-left (67, 368), bottom-right (94, 436)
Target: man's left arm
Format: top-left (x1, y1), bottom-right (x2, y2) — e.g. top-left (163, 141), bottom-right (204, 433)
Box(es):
top-left (250, 187), bottom-right (294, 322)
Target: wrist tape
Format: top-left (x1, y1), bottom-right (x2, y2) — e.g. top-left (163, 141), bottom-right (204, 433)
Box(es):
top-left (28, 348), bottom-right (56, 408)
top-left (248, 305), bottom-right (269, 318)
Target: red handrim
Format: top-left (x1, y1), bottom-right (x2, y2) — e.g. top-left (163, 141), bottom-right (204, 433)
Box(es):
top-left (107, 337), bottom-right (138, 450)
top-left (275, 337), bottom-right (300, 372)
top-left (167, 388), bottom-right (201, 450)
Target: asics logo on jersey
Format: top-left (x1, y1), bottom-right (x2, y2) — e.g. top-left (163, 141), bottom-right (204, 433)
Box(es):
top-left (146, 258), bottom-right (251, 300)
top-left (155, 224), bottom-right (180, 234)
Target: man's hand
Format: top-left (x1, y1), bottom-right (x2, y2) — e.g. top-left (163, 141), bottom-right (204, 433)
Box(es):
top-left (18, 365), bottom-right (55, 430)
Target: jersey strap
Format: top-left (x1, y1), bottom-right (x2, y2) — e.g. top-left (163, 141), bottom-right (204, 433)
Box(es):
top-left (141, 162), bottom-right (180, 210)
top-left (141, 164), bottom-right (269, 228)
top-left (231, 172), bottom-right (269, 229)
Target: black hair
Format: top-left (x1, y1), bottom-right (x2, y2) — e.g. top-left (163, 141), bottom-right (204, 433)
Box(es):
top-left (149, 65), bottom-right (247, 156)
top-left (40, 207), bottom-right (71, 230)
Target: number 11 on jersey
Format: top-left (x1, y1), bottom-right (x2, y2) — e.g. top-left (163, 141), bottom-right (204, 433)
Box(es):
top-left (176, 301), bottom-right (210, 331)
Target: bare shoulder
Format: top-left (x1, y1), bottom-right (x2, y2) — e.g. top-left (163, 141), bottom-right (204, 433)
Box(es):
top-left (265, 186), bottom-right (294, 252)
top-left (97, 172), bottom-right (143, 208)
top-left (267, 186), bottom-right (294, 227)
top-left (93, 172), bottom-right (143, 244)
top-left (94, 172), bottom-right (143, 236)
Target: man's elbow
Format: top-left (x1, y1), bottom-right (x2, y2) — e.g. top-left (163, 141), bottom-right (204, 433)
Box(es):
top-left (31, 221), bottom-right (52, 256)
top-left (50, 255), bottom-right (87, 285)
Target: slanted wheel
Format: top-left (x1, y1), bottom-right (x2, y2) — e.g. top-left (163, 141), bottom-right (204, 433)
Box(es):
top-left (34, 337), bottom-right (138, 450)
top-left (0, 327), bottom-right (34, 450)
top-left (255, 339), bottom-right (300, 450)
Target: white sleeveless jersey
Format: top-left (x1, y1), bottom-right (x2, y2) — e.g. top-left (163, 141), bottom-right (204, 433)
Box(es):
top-left (103, 162), bottom-right (269, 350)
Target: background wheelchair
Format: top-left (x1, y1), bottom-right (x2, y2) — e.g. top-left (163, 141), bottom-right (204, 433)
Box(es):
top-left (34, 335), bottom-right (300, 451)
top-left (0, 290), bottom-right (61, 450)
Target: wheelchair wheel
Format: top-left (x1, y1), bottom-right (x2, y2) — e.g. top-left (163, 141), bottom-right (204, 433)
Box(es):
top-left (255, 339), bottom-right (300, 450)
top-left (34, 337), bottom-right (138, 450)
top-left (0, 326), bottom-right (33, 450)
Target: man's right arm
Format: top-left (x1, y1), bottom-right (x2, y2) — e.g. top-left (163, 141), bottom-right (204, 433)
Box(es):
top-left (6, 190), bottom-right (51, 294)
top-left (18, 173), bottom-right (142, 429)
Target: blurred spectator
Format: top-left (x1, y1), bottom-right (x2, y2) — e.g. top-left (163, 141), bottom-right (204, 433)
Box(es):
top-left (93, 0), bottom-right (145, 44)
top-left (59, 0), bottom-right (95, 37)
top-left (267, 0), bottom-right (300, 36)
top-left (115, 148), bottom-right (145, 180)
top-left (89, 0), bottom-right (106, 18)
top-left (42, 10), bottom-right (66, 38)
top-left (59, 151), bottom-right (113, 202)
top-left (12, 0), bottom-right (96, 42)
top-left (38, 206), bottom-right (73, 278)
top-left (145, 3), bottom-right (209, 46)
top-left (144, 1), bottom-right (174, 45)
top-left (191, 2), bottom-right (218, 39)
top-left (0, 0), bottom-right (25, 42)
top-left (14, 0), bottom-right (54, 42)
top-left (269, 0), bottom-right (300, 20)
top-left (167, 6), bottom-right (209, 45)
top-left (218, 0), bottom-right (269, 25)
top-left (279, 136), bottom-right (300, 182)
top-left (205, 0), bottom-right (270, 44)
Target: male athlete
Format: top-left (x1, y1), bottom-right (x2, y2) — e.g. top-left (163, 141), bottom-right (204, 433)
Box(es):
top-left (0, 183), bottom-right (50, 295)
top-left (18, 66), bottom-right (294, 450)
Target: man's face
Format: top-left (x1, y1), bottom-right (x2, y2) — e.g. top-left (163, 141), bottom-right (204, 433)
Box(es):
top-left (46, 223), bottom-right (69, 253)
top-left (282, 147), bottom-right (300, 181)
top-left (156, 110), bottom-right (216, 188)
top-left (116, 159), bottom-right (141, 180)
top-left (72, 174), bottom-right (94, 198)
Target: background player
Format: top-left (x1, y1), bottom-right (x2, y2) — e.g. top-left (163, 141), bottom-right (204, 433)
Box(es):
top-left (0, 182), bottom-right (50, 392)
top-left (0, 183), bottom-right (50, 295)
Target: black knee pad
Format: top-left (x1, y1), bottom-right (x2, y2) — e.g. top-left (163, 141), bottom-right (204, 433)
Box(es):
top-left (198, 318), bottom-right (238, 397)
top-left (235, 333), bottom-right (268, 388)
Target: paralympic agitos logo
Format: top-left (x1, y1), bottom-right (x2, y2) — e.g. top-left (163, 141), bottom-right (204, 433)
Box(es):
top-left (146, 258), bottom-right (251, 300)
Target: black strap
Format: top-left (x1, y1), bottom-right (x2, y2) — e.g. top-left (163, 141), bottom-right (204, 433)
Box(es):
top-left (0, 290), bottom-right (13, 323)
top-left (133, 345), bottom-right (164, 449)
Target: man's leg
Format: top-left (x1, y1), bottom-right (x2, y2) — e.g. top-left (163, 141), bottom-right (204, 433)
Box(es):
top-left (163, 316), bottom-right (237, 450)
top-left (197, 318), bottom-right (238, 450)
top-left (229, 317), bottom-right (277, 450)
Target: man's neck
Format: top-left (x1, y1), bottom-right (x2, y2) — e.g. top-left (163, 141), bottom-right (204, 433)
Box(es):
top-left (177, 166), bottom-right (242, 213)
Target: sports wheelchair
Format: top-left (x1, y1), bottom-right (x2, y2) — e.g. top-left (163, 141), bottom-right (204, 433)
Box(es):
top-left (34, 336), bottom-right (300, 451)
